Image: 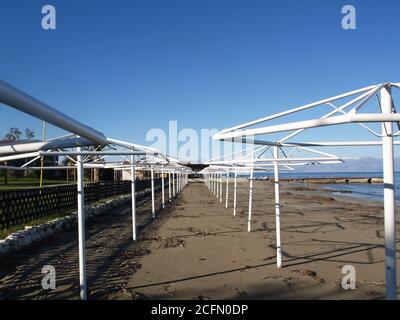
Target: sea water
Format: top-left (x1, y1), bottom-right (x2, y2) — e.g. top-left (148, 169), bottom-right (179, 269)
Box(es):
top-left (252, 171), bottom-right (400, 202)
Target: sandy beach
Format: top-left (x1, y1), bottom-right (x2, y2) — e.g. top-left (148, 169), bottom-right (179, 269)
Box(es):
top-left (0, 179), bottom-right (399, 300)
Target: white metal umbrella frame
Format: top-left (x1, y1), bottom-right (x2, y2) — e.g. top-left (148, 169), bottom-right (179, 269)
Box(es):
top-left (202, 144), bottom-right (345, 268)
top-left (0, 80), bottom-right (192, 300)
top-left (213, 82), bottom-right (400, 300)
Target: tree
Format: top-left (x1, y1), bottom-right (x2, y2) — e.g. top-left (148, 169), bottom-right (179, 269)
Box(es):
top-left (3, 127), bottom-right (35, 141)
top-left (9, 127), bottom-right (22, 140)
top-left (2, 127), bottom-right (35, 183)
top-left (25, 128), bottom-right (35, 140)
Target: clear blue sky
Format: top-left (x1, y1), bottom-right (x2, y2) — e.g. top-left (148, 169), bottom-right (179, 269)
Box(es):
top-left (1, 0), bottom-right (399, 161)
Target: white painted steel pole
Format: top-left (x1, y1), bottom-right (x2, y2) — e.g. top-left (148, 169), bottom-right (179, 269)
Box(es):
top-left (216, 173), bottom-right (219, 198)
top-left (233, 169), bottom-right (237, 216)
top-left (213, 174), bottom-right (216, 194)
top-left (168, 171), bottom-right (172, 201)
top-left (151, 166), bottom-right (155, 218)
top-left (273, 146), bottom-right (282, 268)
top-left (76, 146), bottom-right (87, 300)
top-left (130, 155), bottom-right (136, 241)
top-left (214, 174), bottom-right (217, 195)
top-left (173, 171), bottom-right (176, 197)
top-left (215, 173), bottom-right (217, 196)
top-left (161, 166), bottom-right (165, 209)
top-left (225, 172), bottom-right (229, 208)
top-left (381, 85), bottom-right (397, 300)
top-left (0, 81), bottom-right (107, 145)
top-left (217, 173), bottom-right (221, 199)
top-left (247, 168), bottom-right (254, 232)
top-left (219, 173), bottom-right (223, 203)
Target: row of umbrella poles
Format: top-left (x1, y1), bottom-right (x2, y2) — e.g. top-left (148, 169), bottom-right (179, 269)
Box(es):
top-left (0, 147), bottom-right (191, 299)
top-left (71, 155), bottom-right (192, 299)
top-left (201, 167), bottom-right (283, 268)
top-left (199, 144), bottom-right (345, 270)
top-left (210, 82), bottom-right (400, 300)
top-left (0, 80), bottom-right (194, 299)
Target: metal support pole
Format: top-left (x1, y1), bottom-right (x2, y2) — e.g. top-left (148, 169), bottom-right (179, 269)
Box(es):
top-left (76, 146), bottom-right (87, 300)
top-left (274, 146), bottom-right (282, 268)
top-left (173, 171), bottom-right (176, 197)
top-left (233, 169), bottom-right (237, 216)
top-left (168, 171), bottom-right (171, 202)
top-left (225, 172), bottom-right (229, 208)
top-left (247, 168), bottom-right (254, 232)
top-left (161, 166), bottom-right (165, 209)
top-left (177, 173), bottom-right (180, 194)
top-left (216, 173), bottom-right (219, 198)
top-left (219, 173), bottom-right (223, 202)
top-left (130, 155), bottom-right (136, 241)
top-left (215, 173), bottom-right (217, 195)
top-left (215, 174), bottom-right (217, 195)
top-left (381, 85), bottom-right (397, 300)
top-left (213, 174), bottom-right (216, 194)
top-left (151, 166), bottom-right (155, 218)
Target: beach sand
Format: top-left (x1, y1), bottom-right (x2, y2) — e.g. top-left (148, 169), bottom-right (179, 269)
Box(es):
top-left (0, 179), bottom-right (399, 299)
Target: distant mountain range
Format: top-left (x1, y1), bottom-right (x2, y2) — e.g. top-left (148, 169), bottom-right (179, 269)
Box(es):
top-left (295, 157), bottom-right (400, 173)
